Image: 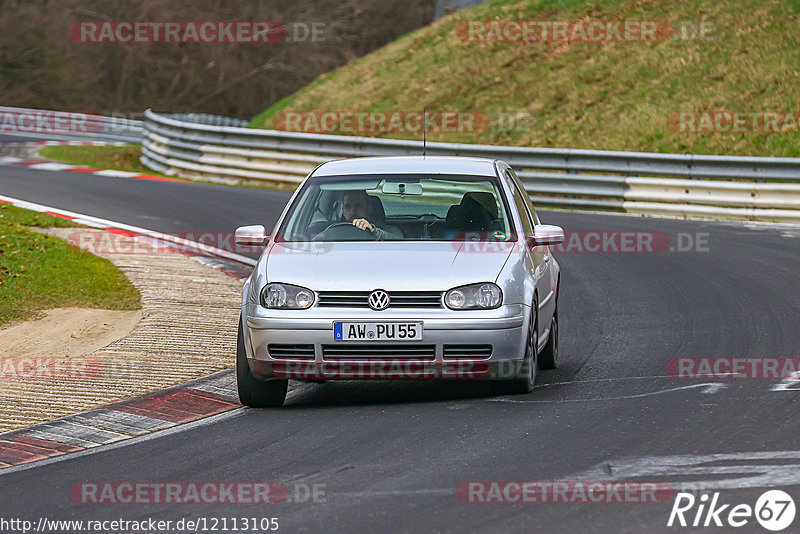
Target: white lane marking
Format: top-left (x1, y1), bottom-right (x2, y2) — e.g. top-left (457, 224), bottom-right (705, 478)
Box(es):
top-left (531, 375), bottom-right (675, 389)
top-left (771, 371), bottom-right (800, 391)
top-left (489, 383), bottom-right (727, 403)
top-left (69, 218), bottom-right (109, 228)
top-left (27, 162), bottom-right (78, 171)
top-left (2, 198), bottom-right (49, 212)
top-left (698, 383), bottom-right (727, 394)
top-left (0, 194), bottom-right (256, 266)
top-left (0, 156), bottom-right (23, 164)
top-left (94, 169), bottom-right (141, 178)
top-left (569, 451), bottom-right (800, 491)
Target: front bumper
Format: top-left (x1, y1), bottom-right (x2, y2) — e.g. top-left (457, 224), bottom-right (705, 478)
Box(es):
top-left (242, 304), bottom-right (528, 381)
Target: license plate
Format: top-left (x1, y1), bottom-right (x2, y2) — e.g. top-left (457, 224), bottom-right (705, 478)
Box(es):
top-left (333, 322), bottom-right (423, 341)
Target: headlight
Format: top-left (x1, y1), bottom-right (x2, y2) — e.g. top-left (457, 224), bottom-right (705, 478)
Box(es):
top-left (260, 283), bottom-right (315, 309)
top-left (445, 283), bottom-right (502, 310)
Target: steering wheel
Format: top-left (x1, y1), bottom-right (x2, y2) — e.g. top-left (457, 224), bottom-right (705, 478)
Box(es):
top-left (312, 221), bottom-right (378, 241)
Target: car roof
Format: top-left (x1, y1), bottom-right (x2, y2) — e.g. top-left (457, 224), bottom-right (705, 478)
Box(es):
top-left (311, 156), bottom-right (500, 177)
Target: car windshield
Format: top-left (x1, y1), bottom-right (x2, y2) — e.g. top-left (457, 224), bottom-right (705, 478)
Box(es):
top-left (277, 173), bottom-right (514, 242)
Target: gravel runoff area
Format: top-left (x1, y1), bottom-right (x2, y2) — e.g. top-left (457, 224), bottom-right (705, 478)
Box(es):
top-left (0, 228), bottom-right (243, 433)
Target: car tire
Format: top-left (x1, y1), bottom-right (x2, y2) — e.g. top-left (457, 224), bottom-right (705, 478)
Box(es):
top-left (236, 317), bottom-right (288, 407)
top-left (538, 309), bottom-right (558, 370)
top-left (503, 306), bottom-right (538, 394)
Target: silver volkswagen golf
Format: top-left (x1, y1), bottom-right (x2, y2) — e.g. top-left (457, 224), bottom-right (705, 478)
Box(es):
top-left (234, 156), bottom-right (564, 407)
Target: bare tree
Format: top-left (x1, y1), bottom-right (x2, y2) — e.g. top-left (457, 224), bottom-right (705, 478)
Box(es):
top-left (0, 0), bottom-right (435, 117)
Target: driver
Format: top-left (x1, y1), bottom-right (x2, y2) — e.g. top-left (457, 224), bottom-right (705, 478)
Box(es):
top-left (342, 191), bottom-right (403, 240)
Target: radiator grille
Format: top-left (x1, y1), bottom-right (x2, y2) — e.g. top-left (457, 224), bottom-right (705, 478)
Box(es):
top-left (317, 291), bottom-right (442, 308)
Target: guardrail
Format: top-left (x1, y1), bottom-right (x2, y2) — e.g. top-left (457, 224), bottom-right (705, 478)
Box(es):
top-left (137, 109), bottom-right (796, 223)
top-left (0, 106), bottom-right (142, 143)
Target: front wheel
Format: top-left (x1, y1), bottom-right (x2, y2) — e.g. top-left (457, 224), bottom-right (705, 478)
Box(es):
top-left (502, 307), bottom-right (538, 394)
top-left (538, 309), bottom-right (558, 370)
top-left (236, 317), bottom-right (288, 407)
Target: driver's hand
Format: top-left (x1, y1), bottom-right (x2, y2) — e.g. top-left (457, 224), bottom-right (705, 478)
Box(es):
top-left (352, 218), bottom-right (375, 232)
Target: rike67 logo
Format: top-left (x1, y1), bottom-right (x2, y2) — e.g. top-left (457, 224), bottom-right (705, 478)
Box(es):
top-left (668, 490), bottom-right (796, 531)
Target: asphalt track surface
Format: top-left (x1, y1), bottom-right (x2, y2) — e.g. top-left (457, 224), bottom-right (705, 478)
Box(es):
top-left (1, 150), bottom-right (800, 533)
top-left (0, 133), bottom-right (51, 143)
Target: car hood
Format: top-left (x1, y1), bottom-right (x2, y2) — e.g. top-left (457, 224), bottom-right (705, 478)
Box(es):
top-left (263, 241), bottom-right (514, 291)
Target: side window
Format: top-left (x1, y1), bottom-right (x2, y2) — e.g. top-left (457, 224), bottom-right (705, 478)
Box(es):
top-left (506, 171), bottom-right (534, 237)
top-left (507, 168), bottom-right (540, 225)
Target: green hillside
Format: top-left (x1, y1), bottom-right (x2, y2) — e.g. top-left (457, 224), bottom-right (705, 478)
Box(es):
top-left (250, 0), bottom-right (800, 156)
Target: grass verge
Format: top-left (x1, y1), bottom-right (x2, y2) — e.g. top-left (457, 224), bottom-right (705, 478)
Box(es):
top-left (0, 204), bottom-right (141, 326)
top-left (249, 0), bottom-right (800, 157)
top-left (38, 144), bottom-right (167, 176)
top-left (39, 144), bottom-right (297, 191)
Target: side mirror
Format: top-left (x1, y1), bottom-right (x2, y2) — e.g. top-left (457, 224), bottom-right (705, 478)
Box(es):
top-left (528, 224), bottom-right (564, 246)
top-left (235, 225), bottom-right (268, 246)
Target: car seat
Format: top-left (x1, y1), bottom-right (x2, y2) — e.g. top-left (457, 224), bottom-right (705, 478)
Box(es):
top-left (444, 193), bottom-right (494, 238)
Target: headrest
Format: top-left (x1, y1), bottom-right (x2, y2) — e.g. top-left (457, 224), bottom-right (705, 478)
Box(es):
top-left (461, 192), bottom-right (498, 219)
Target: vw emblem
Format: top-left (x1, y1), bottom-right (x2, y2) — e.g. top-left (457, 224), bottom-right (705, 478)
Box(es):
top-left (368, 289), bottom-right (390, 311)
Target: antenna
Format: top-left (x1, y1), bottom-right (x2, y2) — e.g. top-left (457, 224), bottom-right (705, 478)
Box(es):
top-left (422, 107), bottom-right (427, 156)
